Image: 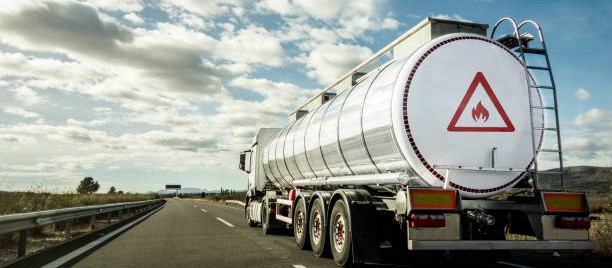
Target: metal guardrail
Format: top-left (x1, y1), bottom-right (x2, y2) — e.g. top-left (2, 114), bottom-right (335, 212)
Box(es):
top-left (224, 200), bottom-right (245, 207)
top-left (0, 199), bottom-right (164, 257)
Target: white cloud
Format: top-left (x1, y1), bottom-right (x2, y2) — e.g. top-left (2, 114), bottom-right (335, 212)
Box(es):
top-left (230, 76), bottom-right (313, 109)
top-left (179, 13), bottom-right (207, 29)
top-left (161, 0), bottom-right (246, 17)
top-left (0, 2), bottom-right (230, 99)
top-left (9, 86), bottom-right (47, 106)
top-left (561, 109), bottom-right (612, 167)
top-left (382, 18), bottom-right (400, 29)
top-left (302, 43), bottom-right (373, 85)
top-left (574, 87), bottom-right (591, 101)
top-left (573, 108), bottom-right (611, 128)
top-left (83, 0), bottom-right (144, 13)
top-left (93, 107), bottom-right (113, 115)
top-left (0, 52), bottom-right (105, 83)
top-left (3, 106), bottom-right (41, 118)
top-left (67, 118), bottom-right (111, 127)
top-left (258, 0), bottom-right (396, 44)
top-left (0, 2), bottom-right (134, 53)
top-left (431, 14), bottom-right (473, 23)
top-left (123, 12), bottom-right (144, 24)
top-left (291, 0), bottom-right (346, 20)
top-left (0, 134), bottom-right (37, 144)
top-left (218, 26), bottom-right (285, 67)
top-left (256, 0), bottom-right (295, 16)
top-left (257, 0), bottom-right (384, 21)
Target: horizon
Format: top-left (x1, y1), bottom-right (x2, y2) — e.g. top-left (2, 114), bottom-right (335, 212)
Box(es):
top-left (1, 0), bottom-right (610, 193)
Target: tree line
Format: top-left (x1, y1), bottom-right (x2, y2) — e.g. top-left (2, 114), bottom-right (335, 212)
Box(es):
top-left (76, 177), bottom-right (124, 194)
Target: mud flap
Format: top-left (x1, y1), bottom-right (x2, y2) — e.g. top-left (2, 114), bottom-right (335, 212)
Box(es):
top-left (350, 204), bottom-right (383, 264)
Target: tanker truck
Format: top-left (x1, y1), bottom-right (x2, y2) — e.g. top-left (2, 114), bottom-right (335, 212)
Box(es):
top-left (237, 17), bottom-right (594, 266)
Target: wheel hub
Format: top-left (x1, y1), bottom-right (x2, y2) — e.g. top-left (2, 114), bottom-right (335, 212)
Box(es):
top-left (312, 212), bottom-right (321, 244)
top-left (333, 215), bottom-right (345, 252)
top-left (296, 209), bottom-right (304, 236)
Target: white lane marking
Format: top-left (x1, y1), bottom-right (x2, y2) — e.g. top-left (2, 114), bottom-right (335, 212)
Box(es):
top-left (204, 201), bottom-right (243, 210)
top-left (293, 265), bottom-right (307, 268)
top-left (497, 261), bottom-right (535, 268)
top-left (216, 217), bottom-right (235, 227)
top-left (193, 205), bottom-right (198, 208)
top-left (42, 203), bottom-right (166, 268)
top-left (200, 208), bottom-right (207, 213)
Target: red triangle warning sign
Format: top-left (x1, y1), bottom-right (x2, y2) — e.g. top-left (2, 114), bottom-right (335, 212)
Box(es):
top-left (447, 72), bottom-right (515, 132)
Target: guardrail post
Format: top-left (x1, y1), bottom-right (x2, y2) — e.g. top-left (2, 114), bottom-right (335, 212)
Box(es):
top-left (89, 215), bottom-right (96, 230)
top-left (65, 221), bottom-right (72, 239)
top-left (119, 209), bottom-right (124, 220)
top-left (107, 212), bottom-right (112, 223)
top-left (17, 230), bottom-right (27, 257)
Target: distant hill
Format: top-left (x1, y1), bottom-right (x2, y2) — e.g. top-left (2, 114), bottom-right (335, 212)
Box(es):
top-left (557, 166), bottom-right (611, 194)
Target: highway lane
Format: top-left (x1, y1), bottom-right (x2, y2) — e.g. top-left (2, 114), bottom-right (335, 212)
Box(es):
top-left (73, 199), bottom-right (336, 268)
top-left (72, 199), bottom-right (607, 268)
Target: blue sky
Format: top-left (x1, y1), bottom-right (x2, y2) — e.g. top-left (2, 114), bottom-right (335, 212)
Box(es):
top-left (0, 0), bottom-right (609, 193)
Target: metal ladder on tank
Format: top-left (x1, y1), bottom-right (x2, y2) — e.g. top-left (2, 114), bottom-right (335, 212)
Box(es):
top-left (491, 18), bottom-right (565, 192)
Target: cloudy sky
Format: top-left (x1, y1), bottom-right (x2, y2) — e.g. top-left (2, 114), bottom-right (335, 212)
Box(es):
top-left (0, 0), bottom-right (610, 193)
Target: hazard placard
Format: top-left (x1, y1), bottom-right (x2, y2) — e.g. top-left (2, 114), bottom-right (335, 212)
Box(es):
top-left (447, 72), bottom-right (515, 132)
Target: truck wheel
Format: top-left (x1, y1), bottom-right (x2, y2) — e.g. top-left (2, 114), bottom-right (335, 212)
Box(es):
top-left (246, 203), bottom-right (257, 227)
top-left (248, 216), bottom-right (257, 227)
top-left (293, 198), bottom-right (309, 249)
top-left (262, 199), bottom-right (271, 235)
top-left (330, 200), bottom-right (352, 267)
top-left (309, 198), bottom-right (329, 257)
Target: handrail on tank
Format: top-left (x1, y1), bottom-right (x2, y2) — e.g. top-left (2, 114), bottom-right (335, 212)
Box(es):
top-left (490, 17), bottom-right (520, 42)
top-left (518, 20), bottom-right (544, 43)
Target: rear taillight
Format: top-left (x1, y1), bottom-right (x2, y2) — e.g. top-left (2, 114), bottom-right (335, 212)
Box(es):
top-left (408, 213), bottom-right (445, 228)
top-left (556, 216), bottom-right (591, 229)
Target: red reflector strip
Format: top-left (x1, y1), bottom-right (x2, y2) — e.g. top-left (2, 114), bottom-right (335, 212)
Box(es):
top-left (288, 189), bottom-right (297, 201)
top-left (409, 213), bottom-right (445, 228)
top-left (542, 193), bottom-right (586, 212)
top-left (409, 189), bottom-right (457, 210)
top-left (556, 216), bottom-right (591, 229)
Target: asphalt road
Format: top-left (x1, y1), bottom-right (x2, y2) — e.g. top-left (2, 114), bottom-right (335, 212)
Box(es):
top-left (70, 199), bottom-right (607, 268)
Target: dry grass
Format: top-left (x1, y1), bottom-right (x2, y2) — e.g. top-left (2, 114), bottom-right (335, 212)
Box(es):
top-left (0, 191), bottom-right (159, 215)
top-left (591, 213), bottom-right (611, 262)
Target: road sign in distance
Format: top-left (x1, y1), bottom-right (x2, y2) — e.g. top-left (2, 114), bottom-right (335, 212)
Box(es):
top-left (166, 184), bottom-right (181, 190)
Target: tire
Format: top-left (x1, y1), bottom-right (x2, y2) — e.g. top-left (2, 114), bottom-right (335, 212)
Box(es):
top-left (262, 199), bottom-right (271, 235)
top-left (309, 198), bottom-right (329, 257)
top-left (293, 198), bottom-right (310, 249)
top-left (246, 205), bottom-right (257, 227)
top-left (330, 200), bottom-right (352, 267)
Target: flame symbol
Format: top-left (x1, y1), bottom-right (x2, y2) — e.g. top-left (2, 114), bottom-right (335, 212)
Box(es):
top-left (471, 101), bottom-right (489, 122)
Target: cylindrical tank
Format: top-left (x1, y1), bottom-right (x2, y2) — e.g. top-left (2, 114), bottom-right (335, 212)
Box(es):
top-left (263, 33), bottom-right (543, 198)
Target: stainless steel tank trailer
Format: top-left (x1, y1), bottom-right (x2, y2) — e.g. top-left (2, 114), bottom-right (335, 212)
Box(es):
top-left (238, 17), bottom-right (594, 267)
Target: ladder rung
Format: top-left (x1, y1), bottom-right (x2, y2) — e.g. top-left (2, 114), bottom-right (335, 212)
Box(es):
top-left (538, 149), bottom-right (560, 153)
top-left (534, 127), bottom-right (558, 131)
top-left (532, 105), bottom-right (556, 110)
top-left (527, 65), bottom-right (550, 70)
top-left (521, 48), bottom-right (546, 54)
top-left (531, 85), bottom-right (554, 89)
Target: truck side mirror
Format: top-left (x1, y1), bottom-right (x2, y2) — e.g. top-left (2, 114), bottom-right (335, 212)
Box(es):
top-left (239, 150), bottom-right (252, 173)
